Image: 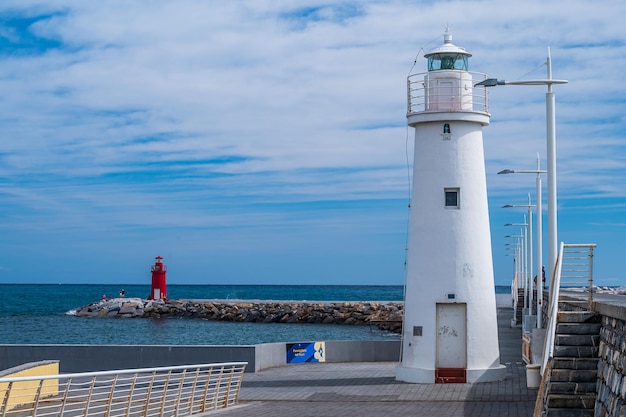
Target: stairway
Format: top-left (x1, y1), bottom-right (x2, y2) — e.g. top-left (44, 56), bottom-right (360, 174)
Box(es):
top-left (541, 310), bottom-right (601, 417)
top-left (514, 288), bottom-right (539, 326)
top-left (515, 287), bottom-right (525, 325)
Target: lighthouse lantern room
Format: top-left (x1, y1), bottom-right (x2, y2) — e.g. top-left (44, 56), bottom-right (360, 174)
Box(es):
top-left (396, 31), bottom-right (506, 384)
top-left (149, 256), bottom-right (167, 300)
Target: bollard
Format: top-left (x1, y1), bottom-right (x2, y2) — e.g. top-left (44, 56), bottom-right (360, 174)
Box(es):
top-left (526, 364), bottom-right (541, 388)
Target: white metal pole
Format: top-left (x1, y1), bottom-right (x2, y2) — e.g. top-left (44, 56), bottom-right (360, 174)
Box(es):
top-left (546, 48), bottom-right (558, 288)
top-left (527, 194), bottom-right (534, 316)
top-left (536, 155), bottom-right (543, 328)
top-left (514, 245), bottom-right (519, 288)
top-left (522, 225), bottom-right (528, 310)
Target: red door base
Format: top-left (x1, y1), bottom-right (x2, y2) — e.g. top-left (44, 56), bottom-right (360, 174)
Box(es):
top-left (435, 368), bottom-right (467, 383)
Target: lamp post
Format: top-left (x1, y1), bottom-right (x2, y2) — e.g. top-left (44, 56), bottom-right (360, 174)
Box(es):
top-left (505, 233), bottom-right (525, 306)
top-left (499, 154), bottom-right (546, 327)
top-left (476, 49), bottom-right (567, 287)
top-left (504, 242), bottom-right (522, 298)
top-left (504, 198), bottom-right (536, 323)
top-left (505, 218), bottom-right (532, 316)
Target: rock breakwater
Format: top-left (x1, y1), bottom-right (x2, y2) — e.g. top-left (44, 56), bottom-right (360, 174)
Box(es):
top-left (74, 298), bottom-right (404, 333)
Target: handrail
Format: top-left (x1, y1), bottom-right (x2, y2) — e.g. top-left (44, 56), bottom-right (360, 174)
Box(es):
top-left (540, 242), bottom-right (564, 374)
top-left (539, 243), bottom-right (596, 374)
top-left (0, 362), bottom-right (247, 417)
top-left (558, 243), bottom-right (597, 309)
top-left (535, 243), bottom-right (596, 417)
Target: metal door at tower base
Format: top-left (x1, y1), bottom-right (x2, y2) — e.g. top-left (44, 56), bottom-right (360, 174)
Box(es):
top-left (436, 303), bottom-right (467, 383)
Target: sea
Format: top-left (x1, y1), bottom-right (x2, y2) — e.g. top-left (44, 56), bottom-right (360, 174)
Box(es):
top-left (0, 284), bottom-right (511, 346)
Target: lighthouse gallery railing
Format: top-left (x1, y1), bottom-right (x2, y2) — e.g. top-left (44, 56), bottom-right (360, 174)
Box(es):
top-left (407, 71), bottom-right (490, 114)
top-left (0, 362), bottom-right (247, 417)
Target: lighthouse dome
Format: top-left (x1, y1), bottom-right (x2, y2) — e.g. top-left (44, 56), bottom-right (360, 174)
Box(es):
top-left (424, 31), bottom-right (471, 71)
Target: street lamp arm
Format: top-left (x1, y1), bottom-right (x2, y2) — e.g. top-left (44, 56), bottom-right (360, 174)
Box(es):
top-left (475, 78), bottom-right (567, 87)
top-left (474, 78), bottom-right (505, 87)
top-left (504, 79), bottom-right (568, 86)
top-left (498, 169), bottom-right (547, 174)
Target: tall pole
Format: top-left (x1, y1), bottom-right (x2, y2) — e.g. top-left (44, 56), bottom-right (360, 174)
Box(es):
top-left (546, 48), bottom-right (558, 289)
top-left (476, 51), bottom-right (566, 291)
top-left (499, 157), bottom-right (545, 328)
top-left (520, 226), bottom-right (530, 310)
top-left (535, 154), bottom-right (543, 328)
top-left (526, 195), bottom-right (533, 316)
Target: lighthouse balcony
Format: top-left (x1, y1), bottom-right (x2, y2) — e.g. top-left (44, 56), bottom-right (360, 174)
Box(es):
top-left (407, 71), bottom-right (490, 117)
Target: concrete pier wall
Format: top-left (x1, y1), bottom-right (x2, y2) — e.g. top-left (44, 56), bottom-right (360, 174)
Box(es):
top-left (594, 301), bottom-right (626, 417)
top-left (0, 340), bottom-right (401, 374)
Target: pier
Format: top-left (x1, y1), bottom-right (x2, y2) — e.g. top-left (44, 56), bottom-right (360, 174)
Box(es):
top-left (4, 290), bottom-right (626, 415)
top-left (4, 242), bottom-right (626, 417)
top-left (198, 306), bottom-right (537, 417)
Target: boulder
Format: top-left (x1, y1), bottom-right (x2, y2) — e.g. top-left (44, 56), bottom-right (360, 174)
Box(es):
top-left (72, 298), bottom-right (404, 333)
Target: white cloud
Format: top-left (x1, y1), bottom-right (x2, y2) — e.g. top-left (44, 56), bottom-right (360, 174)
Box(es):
top-left (0, 0), bottom-right (624, 284)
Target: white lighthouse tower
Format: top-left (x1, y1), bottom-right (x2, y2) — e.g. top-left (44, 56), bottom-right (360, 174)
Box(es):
top-left (396, 31), bottom-right (506, 384)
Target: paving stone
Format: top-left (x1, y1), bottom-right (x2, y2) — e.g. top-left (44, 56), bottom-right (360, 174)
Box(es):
top-left (210, 307), bottom-right (537, 417)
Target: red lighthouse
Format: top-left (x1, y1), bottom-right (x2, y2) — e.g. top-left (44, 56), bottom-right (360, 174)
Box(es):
top-left (149, 256), bottom-right (167, 300)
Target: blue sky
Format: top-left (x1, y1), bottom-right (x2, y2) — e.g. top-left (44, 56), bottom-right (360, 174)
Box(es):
top-left (0, 0), bottom-right (624, 286)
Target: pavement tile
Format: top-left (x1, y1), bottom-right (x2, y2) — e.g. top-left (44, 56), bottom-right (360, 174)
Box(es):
top-left (211, 307), bottom-right (537, 417)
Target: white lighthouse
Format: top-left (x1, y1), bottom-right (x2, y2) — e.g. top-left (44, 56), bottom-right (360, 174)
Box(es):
top-left (396, 31), bottom-right (506, 384)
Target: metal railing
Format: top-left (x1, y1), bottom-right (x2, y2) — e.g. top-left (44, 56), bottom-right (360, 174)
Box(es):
top-left (540, 242), bottom-right (596, 373)
top-left (557, 243), bottom-right (597, 309)
top-left (407, 71), bottom-right (490, 114)
top-left (0, 362), bottom-right (247, 417)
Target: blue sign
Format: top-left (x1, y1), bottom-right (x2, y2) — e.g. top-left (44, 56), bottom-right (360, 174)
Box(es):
top-left (286, 342), bottom-right (325, 363)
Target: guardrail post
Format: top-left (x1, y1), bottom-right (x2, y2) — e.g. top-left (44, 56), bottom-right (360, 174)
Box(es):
top-left (142, 372), bottom-right (156, 417)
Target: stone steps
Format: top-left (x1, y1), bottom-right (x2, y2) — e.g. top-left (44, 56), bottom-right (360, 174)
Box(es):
top-left (542, 406), bottom-right (595, 417)
top-left (543, 310), bottom-right (600, 417)
top-left (556, 311), bottom-right (601, 324)
top-left (546, 394), bottom-right (597, 409)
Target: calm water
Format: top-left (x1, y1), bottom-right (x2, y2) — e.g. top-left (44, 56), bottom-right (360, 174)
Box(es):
top-left (0, 284), bottom-right (510, 345)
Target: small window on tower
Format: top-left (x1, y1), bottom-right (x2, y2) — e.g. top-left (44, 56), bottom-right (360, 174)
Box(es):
top-left (442, 123), bottom-right (452, 140)
top-left (445, 188), bottom-right (460, 209)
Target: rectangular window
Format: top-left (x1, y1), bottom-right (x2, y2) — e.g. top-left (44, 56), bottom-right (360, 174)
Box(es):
top-left (445, 188), bottom-right (460, 209)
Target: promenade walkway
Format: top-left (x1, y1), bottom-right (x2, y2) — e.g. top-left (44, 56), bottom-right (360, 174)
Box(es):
top-left (212, 307), bottom-right (537, 417)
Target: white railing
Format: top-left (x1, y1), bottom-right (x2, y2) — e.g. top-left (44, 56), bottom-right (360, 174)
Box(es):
top-left (407, 71), bottom-right (490, 114)
top-left (0, 362), bottom-right (247, 417)
top-left (540, 243), bottom-right (596, 374)
top-left (558, 243), bottom-right (597, 309)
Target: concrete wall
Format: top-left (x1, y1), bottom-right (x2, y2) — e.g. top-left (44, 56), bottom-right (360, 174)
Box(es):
top-left (0, 340), bottom-right (401, 375)
top-left (0, 360), bottom-right (60, 411)
top-left (496, 293), bottom-right (512, 308)
top-left (254, 343), bottom-right (285, 372)
top-left (325, 340), bottom-right (400, 363)
top-left (0, 345), bottom-right (257, 373)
